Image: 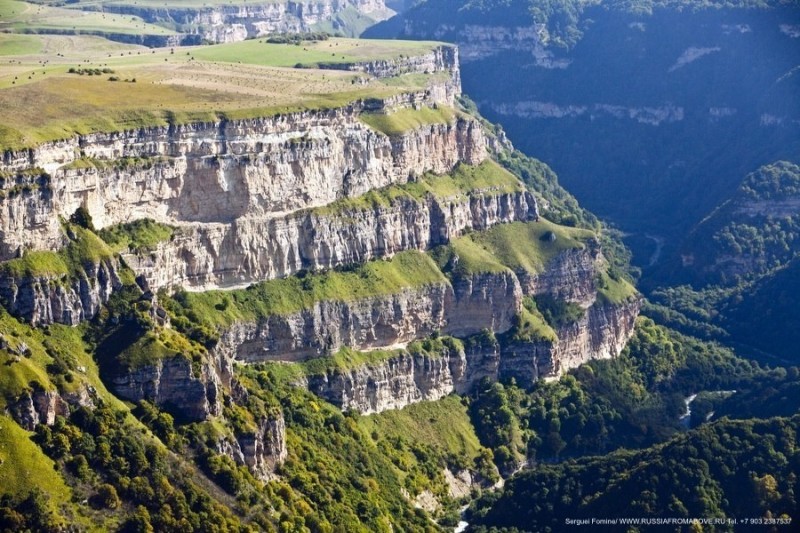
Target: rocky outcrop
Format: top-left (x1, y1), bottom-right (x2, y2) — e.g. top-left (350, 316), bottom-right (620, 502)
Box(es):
top-left (9, 384), bottom-right (97, 430)
top-left (97, 0), bottom-right (391, 44)
top-left (305, 348), bottom-right (465, 414)
top-left (236, 415), bottom-right (288, 480)
top-left (110, 356), bottom-right (222, 422)
top-left (0, 256), bottom-right (122, 327)
top-left (124, 187), bottom-right (536, 290)
top-left (214, 412), bottom-right (288, 480)
top-left (9, 389), bottom-right (69, 431)
top-left (212, 269), bottom-right (521, 364)
top-left (322, 45), bottom-right (462, 102)
top-left (517, 241), bottom-right (600, 305)
top-left (494, 299), bottom-right (642, 384)
top-left (303, 298), bottom-right (641, 414)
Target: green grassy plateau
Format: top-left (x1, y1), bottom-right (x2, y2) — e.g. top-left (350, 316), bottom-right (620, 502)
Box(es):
top-left (0, 32), bottom-right (450, 150)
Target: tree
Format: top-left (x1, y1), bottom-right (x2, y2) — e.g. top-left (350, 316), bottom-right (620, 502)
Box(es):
top-left (69, 206), bottom-right (95, 231)
top-left (92, 484), bottom-right (121, 509)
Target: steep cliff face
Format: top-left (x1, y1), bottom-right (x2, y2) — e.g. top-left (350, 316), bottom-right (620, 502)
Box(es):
top-left (124, 186), bottom-right (535, 290)
top-left (211, 269), bottom-right (522, 365)
top-left (497, 299), bottom-right (641, 384)
top-left (99, 0), bottom-right (391, 43)
top-left (516, 242), bottom-right (600, 306)
top-left (109, 356), bottom-right (222, 422)
top-left (215, 412), bottom-right (288, 481)
top-left (0, 101), bottom-right (482, 270)
top-left (303, 297), bottom-right (641, 414)
top-left (305, 349), bottom-right (465, 414)
top-left (0, 256), bottom-right (122, 327)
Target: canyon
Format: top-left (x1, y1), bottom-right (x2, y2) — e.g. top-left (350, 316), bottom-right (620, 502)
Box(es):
top-left (0, 40), bottom-right (639, 486)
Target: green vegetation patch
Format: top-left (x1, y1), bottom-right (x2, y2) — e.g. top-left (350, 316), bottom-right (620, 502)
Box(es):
top-left (115, 327), bottom-right (201, 370)
top-left (596, 269), bottom-right (638, 305)
top-left (98, 219), bottom-right (175, 253)
top-left (316, 159), bottom-right (524, 215)
top-left (164, 251), bottom-right (447, 330)
top-left (359, 394), bottom-right (485, 473)
top-left (0, 32), bottom-right (41, 55)
top-left (360, 105), bottom-right (456, 136)
top-left (509, 298), bottom-right (557, 343)
top-left (191, 37), bottom-right (445, 69)
top-left (0, 0), bottom-right (175, 36)
top-left (0, 414), bottom-right (72, 505)
top-left (0, 307), bottom-right (130, 410)
top-left (434, 219), bottom-right (595, 277)
top-left (0, 250), bottom-right (69, 278)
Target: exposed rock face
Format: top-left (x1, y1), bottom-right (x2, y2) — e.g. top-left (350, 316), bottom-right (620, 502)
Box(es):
top-left (236, 415), bottom-right (288, 480)
top-left (109, 356), bottom-right (222, 422)
top-left (303, 298), bottom-right (641, 414)
top-left (304, 348), bottom-right (465, 414)
top-left (10, 389), bottom-right (69, 431)
top-left (493, 299), bottom-right (642, 384)
top-left (0, 257), bottom-right (122, 327)
top-left (99, 0), bottom-right (391, 43)
top-left (125, 187), bottom-right (536, 290)
top-left (0, 88), bottom-right (481, 272)
top-left (327, 46), bottom-right (462, 101)
top-left (214, 412), bottom-right (288, 480)
top-left (9, 385), bottom-right (97, 430)
top-left (518, 241), bottom-right (600, 305)
top-left (212, 270), bottom-right (521, 364)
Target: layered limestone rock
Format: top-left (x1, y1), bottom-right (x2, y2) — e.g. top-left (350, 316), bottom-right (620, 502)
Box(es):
top-left (492, 298), bottom-right (641, 384)
top-left (109, 356), bottom-right (222, 422)
top-left (0, 100), bottom-right (483, 264)
top-left (517, 241), bottom-right (600, 305)
top-left (304, 348), bottom-right (466, 414)
top-left (211, 270), bottom-right (521, 364)
top-left (124, 187), bottom-right (536, 290)
top-left (302, 298), bottom-right (641, 414)
top-left (327, 46), bottom-right (462, 102)
top-left (98, 0), bottom-right (391, 43)
top-left (0, 256), bottom-right (123, 327)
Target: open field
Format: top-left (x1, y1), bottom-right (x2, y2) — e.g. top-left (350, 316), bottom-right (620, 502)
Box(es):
top-left (0, 35), bottom-right (447, 149)
top-left (192, 37), bottom-right (443, 67)
top-left (0, 0), bottom-right (176, 35)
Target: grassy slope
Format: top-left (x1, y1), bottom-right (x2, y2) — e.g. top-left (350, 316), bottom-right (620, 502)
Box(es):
top-left (360, 105), bottom-right (456, 136)
top-left (434, 219), bottom-right (595, 276)
top-left (359, 395), bottom-right (484, 465)
top-left (0, 225), bottom-right (113, 278)
top-left (97, 219), bottom-right (174, 253)
top-left (0, 32), bottom-right (40, 55)
top-left (0, 414), bottom-right (72, 504)
top-left (192, 37), bottom-right (444, 68)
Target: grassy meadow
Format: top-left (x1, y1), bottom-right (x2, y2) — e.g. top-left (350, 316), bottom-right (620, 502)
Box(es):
top-left (0, 31), bottom-right (448, 150)
top-left (0, 0), bottom-right (175, 35)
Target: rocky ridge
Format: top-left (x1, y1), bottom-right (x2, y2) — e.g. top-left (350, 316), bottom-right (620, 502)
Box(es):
top-left (93, 0), bottom-right (391, 43)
